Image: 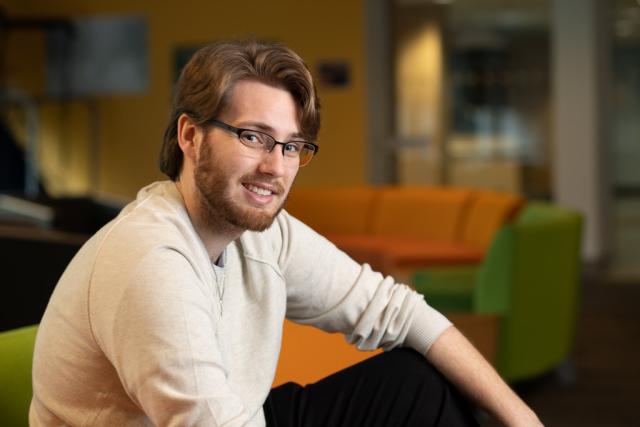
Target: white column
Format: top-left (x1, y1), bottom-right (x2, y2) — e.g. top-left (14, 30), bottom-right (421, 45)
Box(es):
top-left (551, 0), bottom-right (611, 262)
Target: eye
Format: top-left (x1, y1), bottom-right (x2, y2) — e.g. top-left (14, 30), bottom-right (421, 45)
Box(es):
top-left (240, 130), bottom-right (267, 146)
top-left (283, 142), bottom-right (302, 154)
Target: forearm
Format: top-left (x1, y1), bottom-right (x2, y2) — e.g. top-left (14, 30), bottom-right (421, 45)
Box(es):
top-left (426, 325), bottom-right (543, 427)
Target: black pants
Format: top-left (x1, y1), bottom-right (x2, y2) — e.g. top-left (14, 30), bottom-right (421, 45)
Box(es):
top-left (264, 348), bottom-right (479, 427)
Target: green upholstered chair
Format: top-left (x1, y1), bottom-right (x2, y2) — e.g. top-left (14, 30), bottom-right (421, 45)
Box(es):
top-left (413, 202), bottom-right (583, 382)
top-left (0, 325), bottom-right (38, 427)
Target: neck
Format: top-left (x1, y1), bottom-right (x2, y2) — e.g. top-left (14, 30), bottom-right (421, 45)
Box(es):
top-left (174, 179), bottom-right (243, 262)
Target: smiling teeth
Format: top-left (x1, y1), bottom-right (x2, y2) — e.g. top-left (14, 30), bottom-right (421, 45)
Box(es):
top-left (247, 184), bottom-right (273, 196)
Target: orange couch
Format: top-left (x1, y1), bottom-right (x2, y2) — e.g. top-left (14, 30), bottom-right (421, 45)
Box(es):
top-left (285, 186), bottom-right (523, 276)
top-left (274, 186), bottom-right (522, 386)
top-left (273, 315), bottom-right (499, 387)
top-left (273, 320), bottom-right (381, 387)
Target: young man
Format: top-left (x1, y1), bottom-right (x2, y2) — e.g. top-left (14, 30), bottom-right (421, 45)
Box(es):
top-left (30, 40), bottom-right (542, 426)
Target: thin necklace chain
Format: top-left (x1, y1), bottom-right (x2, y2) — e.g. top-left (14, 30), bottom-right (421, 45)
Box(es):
top-left (212, 263), bottom-right (225, 317)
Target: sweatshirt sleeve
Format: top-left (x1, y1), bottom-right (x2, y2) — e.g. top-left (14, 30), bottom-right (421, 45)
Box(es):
top-left (90, 247), bottom-right (260, 427)
top-left (277, 211), bottom-right (452, 355)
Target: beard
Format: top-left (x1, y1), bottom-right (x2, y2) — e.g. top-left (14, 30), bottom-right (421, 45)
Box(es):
top-left (194, 140), bottom-right (288, 233)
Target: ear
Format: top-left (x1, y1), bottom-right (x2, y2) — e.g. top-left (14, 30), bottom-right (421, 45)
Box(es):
top-left (177, 113), bottom-right (202, 163)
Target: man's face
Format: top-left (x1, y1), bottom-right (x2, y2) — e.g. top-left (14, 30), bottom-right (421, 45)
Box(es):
top-left (193, 80), bottom-right (301, 232)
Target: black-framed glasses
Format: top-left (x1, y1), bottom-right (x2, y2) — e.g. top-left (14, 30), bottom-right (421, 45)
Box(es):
top-left (207, 119), bottom-right (319, 167)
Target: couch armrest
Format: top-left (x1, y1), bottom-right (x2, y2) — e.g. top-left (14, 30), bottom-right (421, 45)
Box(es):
top-left (412, 266), bottom-right (479, 312)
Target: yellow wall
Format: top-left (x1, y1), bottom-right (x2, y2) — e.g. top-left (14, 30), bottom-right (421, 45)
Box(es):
top-left (1, 0), bottom-right (367, 198)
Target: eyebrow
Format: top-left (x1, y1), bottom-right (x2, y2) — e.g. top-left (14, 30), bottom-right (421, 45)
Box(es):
top-left (236, 121), bottom-right (305, 140)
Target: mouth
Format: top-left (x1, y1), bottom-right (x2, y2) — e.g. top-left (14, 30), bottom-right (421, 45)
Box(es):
top-left (242, 182), bottom-right (279, 198)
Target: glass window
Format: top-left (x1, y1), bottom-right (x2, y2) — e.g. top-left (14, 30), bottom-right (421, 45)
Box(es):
top-left (610, 0), bottom-right (640, 279)
top-left (392, 0), bottom-right (551, 197)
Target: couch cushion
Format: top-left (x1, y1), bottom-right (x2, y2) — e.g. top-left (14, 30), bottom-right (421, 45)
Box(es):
top-left (459, 190), bottom-right (524, 249)
top-left (273, 320), bottom-right (380, 386)
top-left (371, 187), bottom-right (472, 241)
top-left (285, 187), bottom-right (377, 235)
top-left (326, 234), bottom-right (483, 274)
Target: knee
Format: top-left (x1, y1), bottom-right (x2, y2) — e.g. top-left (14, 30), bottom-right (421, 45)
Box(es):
top-left (370, 349), bottom-right (478, 424)
top-left (377, 348), bottom-right (443, 380)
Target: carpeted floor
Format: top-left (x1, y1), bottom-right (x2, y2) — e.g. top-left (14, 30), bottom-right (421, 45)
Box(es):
top-left (480, 277), bottom-right (640, 426)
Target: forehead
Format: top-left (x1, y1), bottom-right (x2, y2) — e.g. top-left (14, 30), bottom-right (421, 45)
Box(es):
top-left (220, 80), bottom-right (301, 136)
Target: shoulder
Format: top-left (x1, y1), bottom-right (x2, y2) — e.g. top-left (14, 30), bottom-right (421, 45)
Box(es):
top-left (237, 209), bottom-right (330, 269)
top-left (92, 182), bottom-right (211, 283)
top-left (237, 209), bottom-right (304, 254)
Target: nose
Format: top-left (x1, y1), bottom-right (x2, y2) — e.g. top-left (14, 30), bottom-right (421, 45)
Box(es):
top-left (257, 146), bottom-right (286, 177)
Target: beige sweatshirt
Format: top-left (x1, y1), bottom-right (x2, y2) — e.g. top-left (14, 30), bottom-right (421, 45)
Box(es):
top-left (30, 181), bottom-right (451, 426)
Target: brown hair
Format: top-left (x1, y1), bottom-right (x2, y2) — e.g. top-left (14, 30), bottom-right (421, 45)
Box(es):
top-left (159, 39), bottom-right (321, 180)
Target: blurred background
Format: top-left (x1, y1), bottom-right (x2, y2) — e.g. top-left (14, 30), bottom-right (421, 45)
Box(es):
top-left (0, 0), bottom-right (639, 425)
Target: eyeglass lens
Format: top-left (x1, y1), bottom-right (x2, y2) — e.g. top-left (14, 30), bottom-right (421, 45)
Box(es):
top-left (238, 130), bottom-right (315, 166)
